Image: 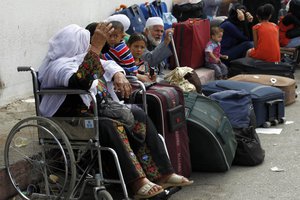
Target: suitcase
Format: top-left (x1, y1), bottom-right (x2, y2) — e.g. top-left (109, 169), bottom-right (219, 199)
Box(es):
top-left (132, 83), bottom-right (191, 177)
top-left (184, 92), bottom-right (237, 172)
top-left (151, 0), bottom-right (168, 18)
top-left (170, 18), bottom-right (210, 69)
top-left (114, 4), bottom-right (146, 34)
top-left (140, 2), bottom-right (159, 20)
top-left (202, 80), bottom-right (285, 128)
top-left (229, 74), bottom-right (297, 105)
top-left (229, 57), bottom-right (295, 79)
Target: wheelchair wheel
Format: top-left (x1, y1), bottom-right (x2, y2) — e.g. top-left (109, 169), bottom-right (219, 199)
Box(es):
top-left (4, 116), bottom-right (76, 200)
top-left (96, 190), bottom-right (113, 200)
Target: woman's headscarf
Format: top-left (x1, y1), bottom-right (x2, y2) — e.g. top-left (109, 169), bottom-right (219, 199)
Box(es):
top-left (227, 3), bottom-right (248, 27)
top-left (38, 24), bottom-right (92, 117)
top-left (226, 3), bottom-right (250, 38)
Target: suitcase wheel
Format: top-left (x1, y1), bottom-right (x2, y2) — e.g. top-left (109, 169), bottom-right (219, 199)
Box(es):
top-left (271, 119), bottom-right (279, 126)
top-left (263, 121), bottom-right (271, 128)
top-left (279, 117), bottom-right (286, 124)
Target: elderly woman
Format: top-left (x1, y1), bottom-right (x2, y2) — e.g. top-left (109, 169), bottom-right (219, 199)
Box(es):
top-left (37, 23), bottom-right (192, 199)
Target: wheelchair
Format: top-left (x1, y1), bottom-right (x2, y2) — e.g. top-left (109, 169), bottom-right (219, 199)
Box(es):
top-left (4, 67), bottom-right (179, 200)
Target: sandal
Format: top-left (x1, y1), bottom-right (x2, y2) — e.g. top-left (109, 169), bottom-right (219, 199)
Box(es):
top-left (160, 174), bottom-right (194, 189)
top-left (134, 181), bottom-right (164, 199)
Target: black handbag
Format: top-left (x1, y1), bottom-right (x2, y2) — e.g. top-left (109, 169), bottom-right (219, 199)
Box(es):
top-left (172, 1), bottom-right (205, 22)
top-left (98, 98), bottom-right (134, 129)
top-left (233, 126), bottom-right (265, 166)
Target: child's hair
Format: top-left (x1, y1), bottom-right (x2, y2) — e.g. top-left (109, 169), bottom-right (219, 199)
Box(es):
top-left (110, 21), bottom-right (124, 32)
top-left (210, 26), bottom-right (224, 36)
top-left (127, 32), bottom-right (148, 46)
top-left (256, 4), bottom-right (274, 21)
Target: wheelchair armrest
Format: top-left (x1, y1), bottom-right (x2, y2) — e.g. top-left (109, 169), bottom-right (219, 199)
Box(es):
top-left (126, 75), bottom-right (138, 82)
top-left (38, 88), bottom-right (89, 95)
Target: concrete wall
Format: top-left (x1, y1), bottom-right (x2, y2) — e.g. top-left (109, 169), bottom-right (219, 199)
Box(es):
top-left (0, 0), bottom-right (172, 107)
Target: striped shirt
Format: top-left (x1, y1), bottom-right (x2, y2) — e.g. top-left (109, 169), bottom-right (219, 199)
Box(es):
top-left (101, 41), bottom-right (138, 75)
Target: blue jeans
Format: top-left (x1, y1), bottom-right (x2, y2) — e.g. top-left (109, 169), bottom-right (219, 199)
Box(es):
top-left (286, 37), bottom-right (300, 48)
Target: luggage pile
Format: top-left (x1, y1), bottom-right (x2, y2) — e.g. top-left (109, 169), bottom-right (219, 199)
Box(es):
top-left (111, 0), bottom-right (298, 174)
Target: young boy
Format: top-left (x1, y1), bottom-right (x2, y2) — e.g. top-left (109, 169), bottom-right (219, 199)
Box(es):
top-left (101, 20), bottom-right (138, 75)
top-left (205, 26), bottom-right (228, 80)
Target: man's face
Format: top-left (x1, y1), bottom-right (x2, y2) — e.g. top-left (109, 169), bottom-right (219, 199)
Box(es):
top-left (147, 25), bottom-right (164, 46)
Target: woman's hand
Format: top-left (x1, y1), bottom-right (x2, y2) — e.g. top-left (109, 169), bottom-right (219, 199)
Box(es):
top-left (113, 72), bottom-right (132, 99)
top-left (237, 9), bottom-right (245, 21)
top-left (245, 12), bottom-right (253, 22)
top-left (90, 22), bottom-right (114, 55)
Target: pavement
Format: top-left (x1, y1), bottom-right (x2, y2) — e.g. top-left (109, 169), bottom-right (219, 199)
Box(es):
top-left (1, 69), bottom-right (300, 200)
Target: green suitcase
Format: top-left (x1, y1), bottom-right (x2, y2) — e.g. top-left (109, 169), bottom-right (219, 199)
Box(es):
top-left (184, 92), bottom-right (237, 172)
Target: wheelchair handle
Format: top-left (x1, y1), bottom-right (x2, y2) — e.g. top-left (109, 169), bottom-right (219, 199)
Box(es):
top-left (17, 66), bottom-right (32, 72)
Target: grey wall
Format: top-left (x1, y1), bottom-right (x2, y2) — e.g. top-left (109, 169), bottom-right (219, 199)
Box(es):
top-left (0, 0), bottom-right (172, 106)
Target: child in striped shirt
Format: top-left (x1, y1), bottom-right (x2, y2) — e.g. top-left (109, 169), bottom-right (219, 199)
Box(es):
top-left (101, 21), bottom-right (138, 75)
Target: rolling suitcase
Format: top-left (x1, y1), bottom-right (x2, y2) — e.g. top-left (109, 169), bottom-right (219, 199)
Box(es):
top-left (202, 80), bottom-right (285, 128)
top-left (114, 4), bottom-right (146, 34)
top-left (132, 83), bottom-right (191, 177)
top-left (140, 2), bottom-right (158, 20)
top-left (184, 92), bottom-right (237, 172)
top-left (170, 18), bottom-right (210, 69)
top-left (229, 57), bottom-right (295, 79)
top-left (229, 74), bottom-right (297, 105)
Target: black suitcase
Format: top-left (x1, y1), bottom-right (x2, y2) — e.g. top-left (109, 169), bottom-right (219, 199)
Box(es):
top-left (132, 83), bottom-right (191, 177)
top-left (184, 92), bottom-right (237, 172)
top-left (202, 80), bottom-right (285, 128)
top-left (229, 57), bottom-right (295, 79)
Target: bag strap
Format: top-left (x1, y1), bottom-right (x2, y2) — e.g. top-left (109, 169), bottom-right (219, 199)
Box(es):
top-left (184, 92), bottom-right (198, 110)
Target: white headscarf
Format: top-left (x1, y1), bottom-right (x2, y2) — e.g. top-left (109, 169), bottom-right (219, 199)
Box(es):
top-left (38, 24), bottom-right (92, 117)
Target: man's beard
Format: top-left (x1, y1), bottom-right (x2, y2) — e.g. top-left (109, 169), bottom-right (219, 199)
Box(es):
top-left (148, 34), bottom-right (162, 47)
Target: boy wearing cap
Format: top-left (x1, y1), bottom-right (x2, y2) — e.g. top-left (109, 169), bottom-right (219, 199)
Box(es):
top-left (101, 20), bottom-right (138, 75)
top-left (142, 17), bottom-right (174, 74)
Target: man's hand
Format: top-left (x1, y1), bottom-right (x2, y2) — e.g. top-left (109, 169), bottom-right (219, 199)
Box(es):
top-left (113, 72), bottom-right (132, 99)
top-left (164, 28), bottom-right (175, 46)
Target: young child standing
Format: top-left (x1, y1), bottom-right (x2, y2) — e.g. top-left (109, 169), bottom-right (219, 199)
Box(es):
top-left (205, 26), bottom-right (228, 80)
top-left (101, 20), bottom-right (138, 75)
top-left (247, 4), bottom-right (281, 62)
top-left (127, 33), bottom-right (156, 82)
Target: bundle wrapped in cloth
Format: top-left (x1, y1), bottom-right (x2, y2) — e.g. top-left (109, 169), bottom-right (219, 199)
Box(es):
top-left (164, 66), bottom-right (202, 93)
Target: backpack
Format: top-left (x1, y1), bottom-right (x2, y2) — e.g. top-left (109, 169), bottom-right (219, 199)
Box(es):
top-left (209, 90), bottom-right (265, 166)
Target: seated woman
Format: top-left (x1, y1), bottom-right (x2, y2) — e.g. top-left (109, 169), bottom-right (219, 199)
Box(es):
top-left (219, 3), bottom-right (254, 65)
top-left (37, 23), bottom-right (192, 199)
top-left (279, 0), bottom-right (300, 48)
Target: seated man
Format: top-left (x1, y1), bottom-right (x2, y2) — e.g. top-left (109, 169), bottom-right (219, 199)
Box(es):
top-left (142, 17), bottom-right (174, 75)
